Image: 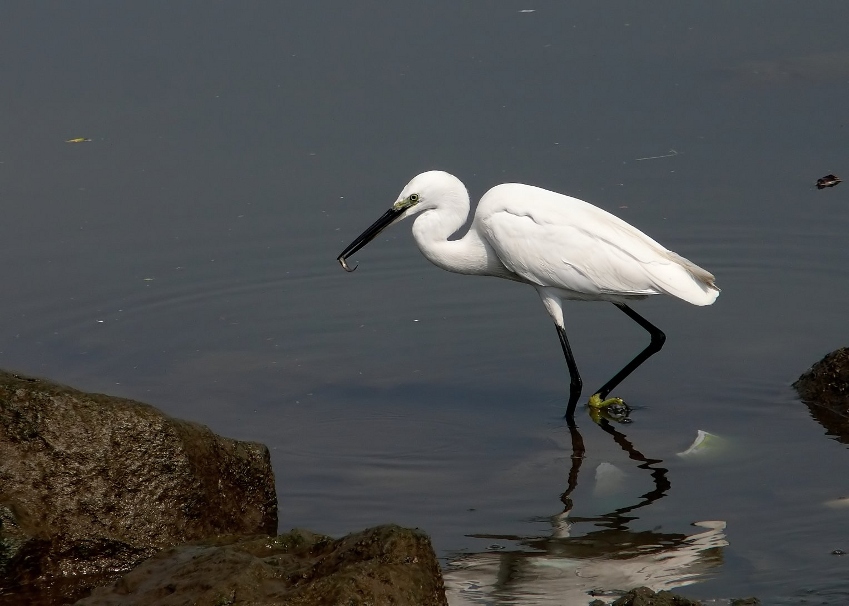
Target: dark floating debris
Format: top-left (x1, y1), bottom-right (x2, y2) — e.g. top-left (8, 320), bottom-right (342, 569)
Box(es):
top-left (816, 174), bottom-right (841, 189)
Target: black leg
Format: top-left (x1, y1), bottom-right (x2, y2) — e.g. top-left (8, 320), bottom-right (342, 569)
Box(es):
top-left (556, 325), bottom-right (583, 422)
top-left (594, 303), bottom-right (666, 400)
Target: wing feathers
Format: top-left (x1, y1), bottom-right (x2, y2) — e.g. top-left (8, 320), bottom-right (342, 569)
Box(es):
top-left (477, 185), bottom-right (718, 305)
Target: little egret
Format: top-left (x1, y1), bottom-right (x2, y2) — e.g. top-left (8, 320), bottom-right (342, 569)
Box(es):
top-left (337, 171), bottom-right (719, 421)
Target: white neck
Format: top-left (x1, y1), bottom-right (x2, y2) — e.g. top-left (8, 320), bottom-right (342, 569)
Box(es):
top-left (410, 195), bottom-right (514, 279)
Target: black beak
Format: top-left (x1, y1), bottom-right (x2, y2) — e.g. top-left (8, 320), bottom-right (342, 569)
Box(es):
top-left (337, 207), bottom-right (405, 272)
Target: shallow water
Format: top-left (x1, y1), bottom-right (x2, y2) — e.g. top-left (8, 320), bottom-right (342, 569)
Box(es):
top-left (2, 3), bottom-right (849, 604)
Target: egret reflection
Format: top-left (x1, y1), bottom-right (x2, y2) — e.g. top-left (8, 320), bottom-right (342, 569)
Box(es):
top-left (444, 419), bottom-right (727, 605)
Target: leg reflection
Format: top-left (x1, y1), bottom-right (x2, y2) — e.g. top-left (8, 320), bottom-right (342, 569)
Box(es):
top-left (560, 418), bottom-right (670, 523)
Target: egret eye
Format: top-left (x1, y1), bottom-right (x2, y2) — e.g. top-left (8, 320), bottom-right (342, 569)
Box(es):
top-left (409, 194), bottom-right (419, 203)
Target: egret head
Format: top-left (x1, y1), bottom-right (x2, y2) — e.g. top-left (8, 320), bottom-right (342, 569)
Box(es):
top-left (337, 171), bottom-right (465, 271)
top-left (393, 170), bottom-right (466, 217)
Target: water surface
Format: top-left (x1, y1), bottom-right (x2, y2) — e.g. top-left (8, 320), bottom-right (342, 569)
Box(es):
top-left (2, 3), bottom-right (849, 604)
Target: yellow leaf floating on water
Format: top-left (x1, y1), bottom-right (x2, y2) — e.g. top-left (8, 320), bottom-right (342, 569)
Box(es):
top-left (65, 137), bottom-right (92, 143)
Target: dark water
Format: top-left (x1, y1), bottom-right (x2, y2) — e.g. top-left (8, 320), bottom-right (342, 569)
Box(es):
top-left (2, 3), bottom-right (849, 604)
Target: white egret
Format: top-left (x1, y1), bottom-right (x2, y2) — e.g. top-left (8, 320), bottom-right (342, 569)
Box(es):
top-left (337, 171), bottom-right (719, 421)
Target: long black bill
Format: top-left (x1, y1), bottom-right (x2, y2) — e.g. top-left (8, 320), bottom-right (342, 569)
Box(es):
top-left (337, 207), bottom-right (405, 272)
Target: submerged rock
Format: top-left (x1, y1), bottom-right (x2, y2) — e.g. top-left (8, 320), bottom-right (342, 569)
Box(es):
top-left (590, 586), bottom-right (702, 605)
top-left (596, 588), bottom-right (759, 606)
top-left (793, 347), bottom-right (849, 443)
top-left (0, 370), bottom-right (277, 604)
top-left (76, 524), bottom-right (446, 606)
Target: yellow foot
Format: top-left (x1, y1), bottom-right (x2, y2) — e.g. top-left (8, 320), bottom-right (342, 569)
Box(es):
top-left (587, 394), bottom-right (631, 424)
top-left (587, 393), bottom-right (625, 409)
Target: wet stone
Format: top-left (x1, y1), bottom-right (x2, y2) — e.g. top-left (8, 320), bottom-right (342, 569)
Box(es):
top-left (75, 524), bottom-right (447, 606)
top-left (793, 347), bottom-right (849, 443)
top-left (589, 586), bottom-right (702, 605)
top-left (0, 370), bottom-right (277, 605)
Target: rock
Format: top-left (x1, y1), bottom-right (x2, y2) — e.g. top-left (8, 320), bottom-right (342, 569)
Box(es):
top-left (0, 370), bottom-right (277, 605)
top-left (793, 348), bottom-right (849, 443)
top-left (589, 587), bottom-right (760, 606)
top-left (589, 586), bottom-right (702, 605)
top-left (75, 524), bottom-right (447, 606)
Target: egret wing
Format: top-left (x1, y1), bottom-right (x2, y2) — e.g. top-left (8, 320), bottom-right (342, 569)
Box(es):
top-left (477, 184), bottom-right (717, 304)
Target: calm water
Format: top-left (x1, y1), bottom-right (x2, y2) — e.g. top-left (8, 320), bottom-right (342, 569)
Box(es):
top-left (2, 3), bottom-right (849, 604)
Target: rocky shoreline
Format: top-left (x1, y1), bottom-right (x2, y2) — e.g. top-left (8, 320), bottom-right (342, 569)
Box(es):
top-left (0, 370), bottom-right (446, 605)
top-left (9, 345), bottom-right (847, 604)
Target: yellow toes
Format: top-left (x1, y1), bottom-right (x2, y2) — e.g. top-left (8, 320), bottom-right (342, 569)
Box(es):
top-left (587, 394), bottom-right (630, 423)
top-left (587, 394), bottom-right (625, 409)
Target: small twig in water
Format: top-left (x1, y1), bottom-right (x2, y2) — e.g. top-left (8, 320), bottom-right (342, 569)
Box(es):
top-left (635, 149), bottom-right (678, 161)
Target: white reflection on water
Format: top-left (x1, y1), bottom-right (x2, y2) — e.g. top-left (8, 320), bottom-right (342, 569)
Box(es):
top-left (445, 520), bottom-right (727, 605)
top-left (445, 419), bottom-right (728, 604)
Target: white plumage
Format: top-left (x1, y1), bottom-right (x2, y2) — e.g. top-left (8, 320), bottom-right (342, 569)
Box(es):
top-left (474, 182), bottom-right (718, 306)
